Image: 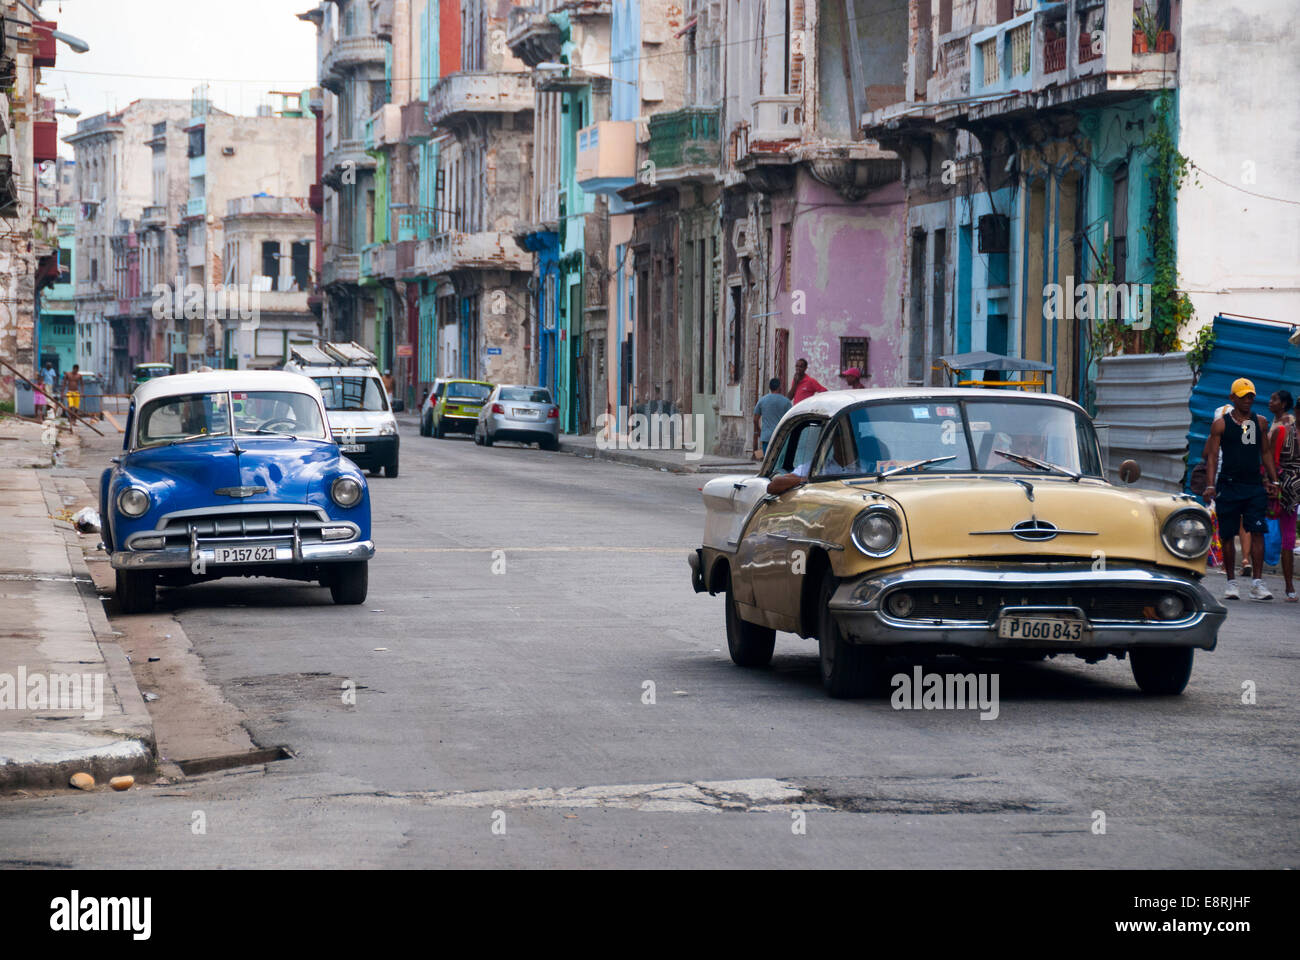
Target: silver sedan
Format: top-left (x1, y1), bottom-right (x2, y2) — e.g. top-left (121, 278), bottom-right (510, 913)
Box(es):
top-left (474, 384), bottom-right (560, 450)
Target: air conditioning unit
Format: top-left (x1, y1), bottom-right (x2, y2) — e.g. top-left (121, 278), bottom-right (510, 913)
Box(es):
top-left (222, 146), bottom-right (235, 156)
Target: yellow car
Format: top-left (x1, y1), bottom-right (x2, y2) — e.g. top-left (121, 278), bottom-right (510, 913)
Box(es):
top-left (689, 388), bottom-right (1226, 698)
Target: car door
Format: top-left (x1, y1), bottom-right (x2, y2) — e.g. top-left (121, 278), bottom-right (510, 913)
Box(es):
top-left (735, 416), bottom-right (826, 614)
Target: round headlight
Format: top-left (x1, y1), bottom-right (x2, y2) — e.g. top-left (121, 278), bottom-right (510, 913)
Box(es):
top-left (117, 486), bottom-right (150, 518)
top-left (1156, 594), bottom-right (1185, 620)
top-left (887, 592), bottom-right (915, 618)
top-left (851, 506), bottom-right (901, 558)
top-left (1162, 510), bottom-right (1211, 559)
top-left (331, 476), bottom-right (363, 508)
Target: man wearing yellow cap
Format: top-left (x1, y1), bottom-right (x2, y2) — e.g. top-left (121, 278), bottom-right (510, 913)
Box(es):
top-left (1203, 377), bottom-right (1281, 600)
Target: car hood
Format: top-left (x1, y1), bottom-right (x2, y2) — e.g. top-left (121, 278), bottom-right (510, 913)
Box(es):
top-left (121, 436), bottom-right (341, 506)
top-left (791, 474), bottom-right (1207, 575)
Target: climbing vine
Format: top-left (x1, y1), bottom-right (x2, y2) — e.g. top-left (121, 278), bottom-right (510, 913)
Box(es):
top-left (1139, 91), bottom-right (1197, 354)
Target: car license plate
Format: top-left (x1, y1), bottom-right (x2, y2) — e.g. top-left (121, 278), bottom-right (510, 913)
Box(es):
top-left (997, 616), bottom-right (1085, 641)
top-left (513, 408), bottom-right (538, 418)
top-left (212, 545), bottom-right (278, 564)
top-left (340, 443), bottom-right (364, 452)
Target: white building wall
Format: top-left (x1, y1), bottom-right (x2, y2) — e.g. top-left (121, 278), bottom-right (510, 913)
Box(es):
top-left (1177, 0), bottom-right (1300, 331)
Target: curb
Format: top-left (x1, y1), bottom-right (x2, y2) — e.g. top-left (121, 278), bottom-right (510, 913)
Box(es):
top-left (556, 439), bottom-right (755, 475)
top-left (0, 473), bottom-right (157, 790)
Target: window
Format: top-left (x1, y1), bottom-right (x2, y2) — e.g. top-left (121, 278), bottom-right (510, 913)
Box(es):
top-left (766, 417), bottom-right (825, 478)
top-left (1111, 163), bottom-right (1129, 283)
top-left (729, 284), bottom-right (744, 384)
top-left (261, 241), bottom-right (280, 288)
top-left (291, 241), bottom-right (311, 291)
top-left (312, 376), bottom-right (390, 412)
top-left (839, 337), bottom-right (869, 377)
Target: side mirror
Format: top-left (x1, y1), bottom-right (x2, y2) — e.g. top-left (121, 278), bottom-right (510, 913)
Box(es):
top-left (1119, 459), bottom-right (1142, 484)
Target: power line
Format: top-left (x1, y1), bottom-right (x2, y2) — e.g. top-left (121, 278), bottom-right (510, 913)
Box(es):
top-left (1187, 160), bottom-right (1300, 207)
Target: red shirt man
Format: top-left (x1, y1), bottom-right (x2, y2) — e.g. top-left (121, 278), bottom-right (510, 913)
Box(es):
top-left (788, 358), bottom-right (826, 405)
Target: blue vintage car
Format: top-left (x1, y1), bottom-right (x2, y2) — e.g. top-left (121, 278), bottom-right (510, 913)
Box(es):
top-left (102, 370), bottom-right (375, 613)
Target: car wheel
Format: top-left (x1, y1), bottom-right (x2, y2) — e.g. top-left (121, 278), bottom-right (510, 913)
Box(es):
top-left (473, 424), bottom-right (484, 445)
top-left (420, 412), bottom-right (430, 437)
top-left (116, 569), bottom-right (156, 614)
top-left (1130, 647), bottom-right (1194, 695)
top-left (328, 561), bottom-right (368, 605)
top-left (817, 568), bottom-right (874, 698)
top-left (483, 429), bottom-right (493, 447)
top-left (384, 456), bottom-right (399, 478)
top-left (541, 435), bottom-right (559, 452)
top-left (723, 570), bottom-right (776, 667)
top-left (433, 417), bottom-right (444, 439)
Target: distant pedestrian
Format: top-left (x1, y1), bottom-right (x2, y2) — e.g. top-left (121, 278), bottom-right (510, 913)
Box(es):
top-left (838, 366), bottom-right (866, 389)
top-left (1203, 378), bottom-right (1281, 600)
top-left (32, 368), bottom-right (47, 420)
top-left (1268, 390), bottom-right (1299, 601)
top-left (63, 364), bottom-right (83, 413)
top-left (788, 358), bottom-right (826, 405)
top-left (753, 377), bottom-right (792, 459)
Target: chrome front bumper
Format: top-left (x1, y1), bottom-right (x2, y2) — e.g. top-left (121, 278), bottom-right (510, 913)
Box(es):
top-left (827, 562), bottom-right (1226, 651)
top-left (111, 539), bottom-right (375, 570)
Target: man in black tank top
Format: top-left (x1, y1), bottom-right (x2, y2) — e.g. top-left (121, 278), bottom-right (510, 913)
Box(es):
top-left (1203, 378), bottom-right (1281, 600)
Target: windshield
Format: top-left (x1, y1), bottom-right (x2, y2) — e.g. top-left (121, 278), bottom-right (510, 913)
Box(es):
top-left (446, 382), bottom-right (491, 401)
top-left (232, 391), bottom-right (327, 438)
top-left (136, 390), bottom-right (327, 447)
top-left (499, 387), bottom-right (551, 403)
top-left (136, 392), bottom-right (232, 446)
top-left (811, 399), bottom-right (1102, 480)
top-left (134, 365), bottom-right (172, 380)
top-left (312, 376), bottom-right (389, 412)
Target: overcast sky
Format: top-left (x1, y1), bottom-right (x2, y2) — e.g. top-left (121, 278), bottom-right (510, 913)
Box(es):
top-left (39, 0), bottom-right (319, 155)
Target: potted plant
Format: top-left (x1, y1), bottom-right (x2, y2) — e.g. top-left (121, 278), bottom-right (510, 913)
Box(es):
top-left (1133, 3), bottom-right (1160, 54)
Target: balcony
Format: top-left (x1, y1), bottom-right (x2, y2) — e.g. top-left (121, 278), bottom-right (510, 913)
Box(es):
top-left (322, 34), bottom-right (386, 85)
top-left (32, 20), bottom-right (57, 68)
top-left (322, 252), bottom-right (360, 288)
top-left (427, 73), bottom-right (533, 127)
top-left (576, 121), bottom-right (635, 195)
top-left (361, 243), bottom-right (398, 281)
top-left (33, 119), bottom-right (58, 162)
top-left (140, 204), bottom-right (167, 227)
top-left (410, 231), bottom-right (532, 278)
top-left (646, 106), bottom-right (721, 181)
top-left (323, 139), bottom-right (376, 186)
top-left (365, 103), bottom-right (401, 150)
top-left (401, 100), bottom-right (432, 142)
top-left (225, 196), bottom-right (310, 217)
top-left (185, 196), bottom-right (206, 218)
top-left (506, 5), bottom-right (564, 67)
top-left (189, 154), bottom-right (206, 178)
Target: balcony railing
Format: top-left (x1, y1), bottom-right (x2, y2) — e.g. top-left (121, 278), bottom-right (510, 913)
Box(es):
top-left (225, 196), bottom-right (310, 217)
top-left (401, 100), bottom-right (432, 142)
top-left (409, 231), bottom-right (531, 278)
top-left (750, 95), bottom-right (802, 144)
top-left (185, 196), bottom-right (206, 217)
top-left (427, 72), bottom-right (533, 126)
top-left (647, 106), bottom-right (720, 174)
top-left (141, 204), bottom-right (167, 225)
top-left (323, 34), bottom-right (386, 80)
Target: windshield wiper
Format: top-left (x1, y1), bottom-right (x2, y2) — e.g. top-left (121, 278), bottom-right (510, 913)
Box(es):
top-left (167, 432), bottom-right (226, 446)
top-left (243, 428), bottom-right (298, 440)
top-left (992, 448), bottom-right (1081, 481)
top-left (877, 455), bottom-right (957, 479)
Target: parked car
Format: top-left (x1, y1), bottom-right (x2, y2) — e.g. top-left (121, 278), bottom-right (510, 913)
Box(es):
top-left (285, 343), bottom-right (399, 477)
top-left (475, 384), bottom-right (560, 450)
top-left (418, 378), bottom-right (446, 436)
top-left (102, 370), bottom-right (374, 613)
top-left (425, 378), bottom-right (493, 438)
top-left (132, 362), bottom-right (174, 387)
top-left (689, 388), bottom-right (1227, 698)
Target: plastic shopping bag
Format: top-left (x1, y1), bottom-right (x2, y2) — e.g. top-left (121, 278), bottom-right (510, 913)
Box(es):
top-left (1263, 516), bottom-right (1282, 568)
top-left (1208, 508), bottom-right (1223, 568)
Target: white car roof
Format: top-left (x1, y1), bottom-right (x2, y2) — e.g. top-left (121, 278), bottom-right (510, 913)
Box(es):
top-left (133, 369), bottom-right (326, 407)
top-left (787, 386), bottom-right (1086, 419)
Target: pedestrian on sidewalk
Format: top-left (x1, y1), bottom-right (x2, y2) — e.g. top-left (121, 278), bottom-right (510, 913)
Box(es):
top-left (63, 364), bottom-right (83, 413)
top-left (837, 367), bottom-right (866, 389)
top-left (1203, 378), bottom-right (1281, 601)
top-left (753, 378), bottom-right (792, 459)
top-left (1267, 389), bottom-right (1299, 601)
top-left (32, 367), bottom-right (48, 421)
top-left (788, 358), bottom-right (826, 405)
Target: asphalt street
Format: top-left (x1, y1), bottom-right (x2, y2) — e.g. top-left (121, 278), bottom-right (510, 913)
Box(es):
top-left (1, 419), bottom-right (1296, 868)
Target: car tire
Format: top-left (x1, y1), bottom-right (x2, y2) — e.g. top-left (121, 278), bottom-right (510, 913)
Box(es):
top-left (483, 429), bottom-right (493, 447)
top-left (541, 435), bottom-right (559, 452)
top-left (384, 456), bottom-right (399, 478)
top-left (328, 561), bottom-right (368, 605)
top-left (724, 571), bottom-right (776, 667)
top-left (817, 568), bottom-right (874, 698)
top-left (433, 417), bottom-right (444, 439)
top-left (116, 569), bottom-right (156, 614)
top-left (420, 413), bottom-right (431, 437)
top-left (1130, 647), bottom-right (1194, 695)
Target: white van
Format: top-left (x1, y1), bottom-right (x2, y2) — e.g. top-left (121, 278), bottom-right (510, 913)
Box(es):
top-left (285, 342), bottom-right (399, 478)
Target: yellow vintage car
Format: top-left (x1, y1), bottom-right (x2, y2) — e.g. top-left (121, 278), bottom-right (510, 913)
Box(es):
top-left (689, 388), bottom-right (1226, 698)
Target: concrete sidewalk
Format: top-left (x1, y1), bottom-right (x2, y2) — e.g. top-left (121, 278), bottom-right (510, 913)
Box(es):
top-left (0, 416), bottom-right (153, 790)
top-left (556, 432), bottom-right (756, 474)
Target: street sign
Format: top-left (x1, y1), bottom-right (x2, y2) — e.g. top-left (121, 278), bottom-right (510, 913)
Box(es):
top-left (396, 343), bottom-right (414, 358)
top-left (486, 347), bottom-right (502, 355)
